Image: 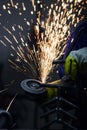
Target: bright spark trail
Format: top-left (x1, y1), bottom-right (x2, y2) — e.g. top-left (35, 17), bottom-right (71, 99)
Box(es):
top-left (0, 0), bottom-right (87, 83)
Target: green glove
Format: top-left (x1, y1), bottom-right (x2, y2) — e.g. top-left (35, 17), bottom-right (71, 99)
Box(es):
top-left (65, 47), bottom-right (87, 80)
top-left (65, 56), bottom-right (78, 80)
top-left (46, 79), bottom-right (62, 99)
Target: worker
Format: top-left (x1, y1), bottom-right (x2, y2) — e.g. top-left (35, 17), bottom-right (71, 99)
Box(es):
top-left (47, 47), bottom-right (87, 99)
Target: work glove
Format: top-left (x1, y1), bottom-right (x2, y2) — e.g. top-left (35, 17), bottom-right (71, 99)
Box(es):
top-left (65, 47), bottom-right (87, 80)
top-left (47, 47), bottom-right (87, 99)
top-left (47, 79), bottom-right (62, 99)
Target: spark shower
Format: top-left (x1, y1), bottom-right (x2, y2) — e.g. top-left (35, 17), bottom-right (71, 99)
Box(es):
top-left (0, 0), bottom-right (87, 83)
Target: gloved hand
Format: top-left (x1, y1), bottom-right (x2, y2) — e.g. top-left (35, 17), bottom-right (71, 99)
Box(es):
top-left (65, 47), bottom-right (87, 80)
top-left (47, 79), bottom-right (62, 99)
top-left (64, 55), bottom-right (78, 80)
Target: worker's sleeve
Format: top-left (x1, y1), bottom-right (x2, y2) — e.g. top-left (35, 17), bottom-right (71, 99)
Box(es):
top-left (65, 47), bottom-right (87, 80)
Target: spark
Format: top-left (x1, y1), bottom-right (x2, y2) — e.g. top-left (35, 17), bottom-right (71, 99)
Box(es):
top-left (33, 0), bottom-right (87, 82)
top-left (14, 5), bottom-right (18, 9)
top-left (0, 88), bottom-right (8, 93)
top-left (31, 0), bottom-right (34, 7)
top-left (22, 2), bottom-right (26, 11)
top-left (8, 10), bottom-right (11, 14)
top-left (0, 0), bottom-right (87, 83)
top-left (8, 59), bottom-right (26, 73)
top-left (4, 35), bottom-right (13, 44)
top-left (3, 26), bottom-right (18, 44)
top-left (10, 0), bottom-right (15, 7)
top-left (6, 93), bottom-right (17, 112)
top-left (26, 21), bottom-right (30, 26)
top-left (19, 12), bottom-right (22, 16)
top-left (12, 26), bottom-right (16, 31)
top-left (3, 5), bottom-right (6, 10)
top-left (0, 40), bottom-right (7, 47)
top-left (18, 25), bottom-right (24, 31)
top-left (31, 11), bottom-right (33, 15)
